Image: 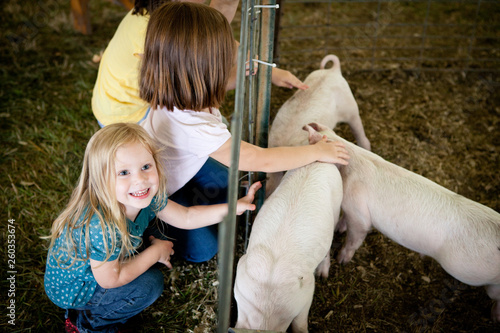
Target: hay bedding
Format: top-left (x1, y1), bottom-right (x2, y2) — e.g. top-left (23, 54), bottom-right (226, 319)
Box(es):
top-left (159, 69), bottom-right (499, 333)
top-left (210, 2), bottom-right (499, 331)
top-left (266, 69), bottom-right (499, 332)
top-left (172, 38), bottom-right (499, 333)
top-left (171, 3), bottom-right (500, 331)
top-left (159, 4), bottom-right (500, 330)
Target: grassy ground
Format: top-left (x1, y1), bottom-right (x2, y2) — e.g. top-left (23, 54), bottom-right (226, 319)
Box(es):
top-left (1, 1), bottom-right (222, 331)
top-left (1, 1), bottom-right (499, 332)
top-left (2, 1), bottom-right (115, 331)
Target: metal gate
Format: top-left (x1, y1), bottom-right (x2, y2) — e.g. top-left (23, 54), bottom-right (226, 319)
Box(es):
top-left (218, 1), bottom-right (278, 332)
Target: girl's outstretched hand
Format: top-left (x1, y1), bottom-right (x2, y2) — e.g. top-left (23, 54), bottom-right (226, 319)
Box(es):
top-left (272, 68), bottom-right (309, 90)
top-left (236, 181), bottom-right (262, 215)
top-left (315, 136), bottom-right (350, 165)
top-left (149, 236), bottom-right (174, 269)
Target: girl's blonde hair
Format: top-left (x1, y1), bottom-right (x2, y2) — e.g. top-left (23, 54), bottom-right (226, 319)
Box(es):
top-left (47, 123), bottom-right (168, 267)
top-left (139, 1), bottom-right (235, 111)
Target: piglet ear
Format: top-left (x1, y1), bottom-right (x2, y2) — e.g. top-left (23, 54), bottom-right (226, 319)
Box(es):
top-left (302, 123), bottom-right (324, 145)
top-left (308, 122), bottom-right (331, 132)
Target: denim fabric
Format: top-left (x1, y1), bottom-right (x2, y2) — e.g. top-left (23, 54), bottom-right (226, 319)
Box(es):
top-left (167, 157), bottom-right (229, 263)
top-left (73, 267), bottom-right (164, 332)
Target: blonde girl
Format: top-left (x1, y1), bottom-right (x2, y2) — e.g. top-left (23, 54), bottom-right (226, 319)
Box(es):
top-left (138, 2), bottom-right (349, 263)
top-left (44, 123), bottom-right (260, 332)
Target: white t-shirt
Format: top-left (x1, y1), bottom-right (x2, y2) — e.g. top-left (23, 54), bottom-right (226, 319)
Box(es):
top-left (141, 106), bottom-right (231, 195)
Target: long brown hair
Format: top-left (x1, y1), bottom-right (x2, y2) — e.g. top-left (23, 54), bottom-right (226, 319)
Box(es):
top-left (46, 123), bottom-right (168, 267)
top-left (140, 1), bottom-right (235, 111)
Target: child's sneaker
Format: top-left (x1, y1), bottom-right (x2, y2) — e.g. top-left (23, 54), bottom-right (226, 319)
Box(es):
top-left (64, 317), bottom-right (79, 332)
top-left (64, 311), bottom-right (79, 333)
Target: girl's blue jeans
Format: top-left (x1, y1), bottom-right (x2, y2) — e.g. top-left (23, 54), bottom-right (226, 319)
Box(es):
top-left (71, 267), bottom-right (164, 332)
top-left (68, 158), bottom-right (228, 331)
top-left (68, 212), bottom-right (170, 331)
top-left (167, 157), bottom-right (229, 263)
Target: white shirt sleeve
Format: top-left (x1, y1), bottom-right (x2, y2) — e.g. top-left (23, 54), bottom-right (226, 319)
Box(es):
top-left (141, 106), bottom-right (231, 195)
top-left (183, 110), bottom-right (231, 158)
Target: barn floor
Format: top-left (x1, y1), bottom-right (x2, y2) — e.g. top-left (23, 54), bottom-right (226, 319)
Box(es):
top-left (225, 1), bottom-right (499, 331)
top-left (263, 68), bottom-right (499, 333)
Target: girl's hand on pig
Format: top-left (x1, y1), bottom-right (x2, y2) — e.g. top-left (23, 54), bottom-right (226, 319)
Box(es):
top-left (236, 181), bottom-right (263, 215)
top-left (315, 136), bottom-right (350, 165)
top-left (272, 68), bottom-right (309, 90)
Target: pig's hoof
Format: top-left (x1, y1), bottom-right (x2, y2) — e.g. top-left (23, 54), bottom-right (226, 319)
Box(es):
top-left (315, 266), bottom-right (330, 278)
top-left (315, 261), bottom-right (330, 278)
top-left (336, 218), bottom-right (347, 233)
top-left (337, 249), bottom-right (353, 264)
top-left (359, 137), bottom-right (371, 151)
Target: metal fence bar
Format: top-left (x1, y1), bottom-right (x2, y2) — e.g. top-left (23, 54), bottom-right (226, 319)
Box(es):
top-left (243, 0), bottom-right (258, 251)
top-left (254, 0), bottom-right (277, 213)
top-left (217, 0), bottom-right (277, 331)
top-left (217, 0), bottom-right (250, 330)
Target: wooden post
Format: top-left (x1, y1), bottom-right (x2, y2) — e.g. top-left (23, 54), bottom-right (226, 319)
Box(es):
top-left (71, 0), bottom-right (134, 35)
top-left (71, 0), bottom-right (91, 35)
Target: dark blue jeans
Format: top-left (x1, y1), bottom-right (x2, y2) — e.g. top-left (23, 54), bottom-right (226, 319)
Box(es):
top-left (72, 268), bottom-right (164, 332)
top-left (167, 158), bottom-right (229, 263)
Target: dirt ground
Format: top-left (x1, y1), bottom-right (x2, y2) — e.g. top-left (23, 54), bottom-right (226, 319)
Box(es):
top-left (258, 67), bottom-right (499, 333)
top-left (222, 2), bottom-right (499, 331)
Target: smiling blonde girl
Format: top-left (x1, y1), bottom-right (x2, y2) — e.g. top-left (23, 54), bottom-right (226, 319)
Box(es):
top-left (44, 123), bottom-right (260, 332)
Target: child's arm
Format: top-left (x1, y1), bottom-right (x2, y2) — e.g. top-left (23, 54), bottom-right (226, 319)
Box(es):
top-left (210, 0), bottom-right (239, 23)
top-left (228, 64), bottom-right (308, 91)
top-left (157, 181), bottom-right (262, 229)
top-left (90, 236), bottom-right (174, 289)
top-left (271, 67), bottom-right (309, 90)
top-left (210, 137), bottom-right (349, 172)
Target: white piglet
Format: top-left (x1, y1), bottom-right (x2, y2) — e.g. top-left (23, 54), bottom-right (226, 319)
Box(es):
top-left (267, 54), bottom-right (370, 196)
top-left (304, 122), bottom-right (500, 322)
top-left (269, 55), bottom-right (370, 150)
top-left (234, 162), bottom-right (343, 332)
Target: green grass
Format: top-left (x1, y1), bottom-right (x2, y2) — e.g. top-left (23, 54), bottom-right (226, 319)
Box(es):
top-left (1, 1), bottom-right (222, 331)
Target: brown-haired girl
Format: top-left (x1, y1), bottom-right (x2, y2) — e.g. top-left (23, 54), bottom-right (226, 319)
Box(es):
top-left (92, 0), bottom-right (306, 127)
top-left (138, 2), bottom-right (349, 264)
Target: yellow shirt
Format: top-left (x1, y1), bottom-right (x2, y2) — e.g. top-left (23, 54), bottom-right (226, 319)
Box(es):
top-left (92, 11), bottom-right (149, 126)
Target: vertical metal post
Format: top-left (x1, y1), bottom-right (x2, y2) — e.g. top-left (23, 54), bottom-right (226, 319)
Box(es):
top-left (218, 0), bottom-right (278, 331)
top-left (217, 0), bottom-right (250, 330)
top-left (273, 0), bottom-right (283, 64)
top-left (244, 0), bottom-right (258, 251)
top-left (254, 0), bottom-right (276, 209)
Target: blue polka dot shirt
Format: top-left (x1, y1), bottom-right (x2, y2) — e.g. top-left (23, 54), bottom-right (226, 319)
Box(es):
top-left (44, 197), bottom-right (167, 309)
